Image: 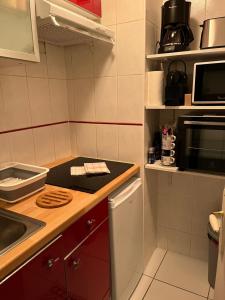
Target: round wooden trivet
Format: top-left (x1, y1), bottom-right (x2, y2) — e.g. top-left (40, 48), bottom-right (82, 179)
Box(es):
top-left (36, 190), bottom-right (73, 208)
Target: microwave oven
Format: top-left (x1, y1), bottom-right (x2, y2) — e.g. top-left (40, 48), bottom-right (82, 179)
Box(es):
top-left (176, 114), bottom-right (225, 175)
top-left (192, 60), bottom-right (225, 105)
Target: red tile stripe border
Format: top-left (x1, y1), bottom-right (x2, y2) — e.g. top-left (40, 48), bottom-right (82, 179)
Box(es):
top-left (0, 120), bottom-right (143, 135)
top-left (70, 121), bottom-right (143, 126)
top-left (0, 121), bottom-right (69, 135)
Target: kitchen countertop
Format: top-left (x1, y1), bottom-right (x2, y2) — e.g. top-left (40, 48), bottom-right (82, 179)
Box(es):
top-left (0, 157), bottom-right (140, 281)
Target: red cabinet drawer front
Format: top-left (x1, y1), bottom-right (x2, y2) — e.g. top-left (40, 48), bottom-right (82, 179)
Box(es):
top-left (65, 221), bottom-right (110, 300)
top-left (24, 236), bottom-right (67, 300)
top-left (0, 236), bottom-right (67, 300)
top-left (63, 198), bottom-right (108, 256)
top-left (68, 0), bottom-right (102, 17)
top-left (103, 290), bottom-right (111, 300)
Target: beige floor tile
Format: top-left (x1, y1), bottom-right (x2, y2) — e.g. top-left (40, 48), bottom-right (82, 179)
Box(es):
top-left (208, 287), bottom-right (214, 300)
top-left (144, 280), bottom-right (206, 300)
top-left (130, 275), bottom-right (153, 300)
top-left (144, 248), bottom-right (167, 277)
top-left (155, 251), bottom-right (209, 297)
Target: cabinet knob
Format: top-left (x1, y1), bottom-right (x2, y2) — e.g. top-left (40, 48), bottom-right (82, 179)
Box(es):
top-left (72, 258), bottom-right (80, 270)
top-left (87, 218), bottom-right (96, 228)
top-left (47, 257), bottom-right (60, 268)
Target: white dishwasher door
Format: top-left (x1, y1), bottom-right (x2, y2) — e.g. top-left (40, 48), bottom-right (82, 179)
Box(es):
top-left (109, 177), bottom-right (143, 300)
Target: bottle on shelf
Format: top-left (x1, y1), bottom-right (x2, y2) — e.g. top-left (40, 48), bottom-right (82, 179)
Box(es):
top-left (148, 147), bottom-right (156, 164)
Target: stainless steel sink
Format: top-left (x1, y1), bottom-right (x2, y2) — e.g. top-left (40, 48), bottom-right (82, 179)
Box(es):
top-left (0, 209), bottom-right (45, 255)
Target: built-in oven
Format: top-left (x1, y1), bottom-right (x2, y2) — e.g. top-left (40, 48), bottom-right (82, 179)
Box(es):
top-left (176, 114), bottom-right (225, 175)
top-left (192, 60), bottom-right (225, 105)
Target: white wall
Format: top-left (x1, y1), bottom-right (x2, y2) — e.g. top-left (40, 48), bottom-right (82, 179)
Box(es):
top-left (157, 173), bottom-right (225, 260)
top-left (67, 0), bottom-right (145, 165)
top-left (0, 42), bottom-right (71, 166)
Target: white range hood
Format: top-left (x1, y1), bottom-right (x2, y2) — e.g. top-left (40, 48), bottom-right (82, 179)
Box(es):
top-left (35, 0), bottom-right (115, 46)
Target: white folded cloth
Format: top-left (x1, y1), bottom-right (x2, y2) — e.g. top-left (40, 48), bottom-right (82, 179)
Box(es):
top-left (84, 162), bottom-right (110, 175)
top-left (70, 166), bottom-right (86, 176)
top-left (70, 162), bottom-right (110, 176)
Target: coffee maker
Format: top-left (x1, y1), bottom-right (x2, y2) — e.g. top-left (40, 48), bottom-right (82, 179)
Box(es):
top-left (159, 0), bottom-right (194, 53)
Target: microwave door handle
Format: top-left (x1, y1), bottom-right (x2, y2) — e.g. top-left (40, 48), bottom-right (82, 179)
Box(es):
top-left (203, 115), bottom-right (225, 118)
top-left (184, 121), bottom-right (225, 126)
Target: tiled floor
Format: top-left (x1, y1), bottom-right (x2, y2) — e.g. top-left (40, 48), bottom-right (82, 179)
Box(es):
top-left (130, 248), bottom-right (214, 300)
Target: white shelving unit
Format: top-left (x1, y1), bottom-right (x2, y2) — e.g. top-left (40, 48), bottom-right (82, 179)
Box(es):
top-left (145, 160), bottom-right (225, 180)
top-left (145, 105), bottom-right (225, 110)
top-left (145, 47), bottom-right (225, 178)
top-left (146, 47), bottom-right (225, 61)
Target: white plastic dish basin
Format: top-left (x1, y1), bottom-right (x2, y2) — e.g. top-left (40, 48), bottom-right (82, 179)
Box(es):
top-left (0, 163), bottom-right (49, 203)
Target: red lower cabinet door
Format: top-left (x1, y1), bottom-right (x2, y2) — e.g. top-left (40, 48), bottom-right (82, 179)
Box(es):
top-left (0, 235), bottom-right (67, 300)
top-left (65, 220), bottom-right (110, 300)
top-left (68, 0), bottom-right (102, 17)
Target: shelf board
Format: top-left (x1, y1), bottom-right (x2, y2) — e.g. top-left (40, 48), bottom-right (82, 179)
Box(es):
top-left (146, 47), bottom-right (225, 61)
top-left (145, 105), bottom-right (225, 110)
top-left (146, 161), bottom-right (178, 173)
top-left (145, 160), bottom-right (225, 180)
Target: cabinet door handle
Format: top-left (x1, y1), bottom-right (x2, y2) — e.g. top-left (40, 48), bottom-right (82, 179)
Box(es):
top-left (87, 218), bottom-right (96, 229)
top-left (72, 258), bottom-right (80, 270)
top-left (47, 257), bottom-right (60, 268)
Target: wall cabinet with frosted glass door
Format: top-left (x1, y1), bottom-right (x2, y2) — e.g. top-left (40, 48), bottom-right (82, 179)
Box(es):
top-left (0, 0), bottom-right (40, 62)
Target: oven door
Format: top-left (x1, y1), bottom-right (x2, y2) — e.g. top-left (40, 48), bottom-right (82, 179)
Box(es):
top-left (180, 120), bottom-right (225, 174)
top-left (193, 62), bottom-right (225, 104)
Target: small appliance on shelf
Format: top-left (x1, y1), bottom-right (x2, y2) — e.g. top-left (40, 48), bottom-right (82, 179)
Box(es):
top-left (192, 60), bottom-right (225, 105)
top-left (176, 113), bottom-right (225, 175)
top-left (201, 17), bottom-right (225, 49)
top-left (158, 0), bottom-right (194, 53)
top-left (165, 60), bottom-right (188, 106)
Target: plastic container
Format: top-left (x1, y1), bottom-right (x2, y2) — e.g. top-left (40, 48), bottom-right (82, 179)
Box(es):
top-left (0, 163), bottom-right (49, 203)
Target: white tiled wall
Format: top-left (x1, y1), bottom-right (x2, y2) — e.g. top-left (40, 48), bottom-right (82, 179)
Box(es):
top-left (96, 124), bottom-right (119, 161)
top-left (67, 0), bottom-right (146, 165)
top-left (117, 21), bottom-right (145, 76)
top-left (9, 130), bottom-right (36, 165)
top-left (206, 0), bottom-right (225, 19)
top-left (156, 173), bottom-right (225, 260)
top-left (33, 126), bottom-right (55, 166)
top-left (117, 75), bottom-right (144, 123)
top-left (94, 77), bottom-right (118, 122)
top-left (0, 42), bottom-right (71, 166)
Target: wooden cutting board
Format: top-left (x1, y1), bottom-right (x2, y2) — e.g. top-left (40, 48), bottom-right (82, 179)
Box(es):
top-left (36, 190), bottom-right (73, 208)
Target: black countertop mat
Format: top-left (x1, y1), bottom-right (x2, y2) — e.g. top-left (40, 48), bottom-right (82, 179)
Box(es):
top-left (46, 157), bottom-right (134, 194)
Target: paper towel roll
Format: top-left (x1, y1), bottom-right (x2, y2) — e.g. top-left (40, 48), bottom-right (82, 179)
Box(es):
top-left (147, 71), bottom-right (164, 106)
